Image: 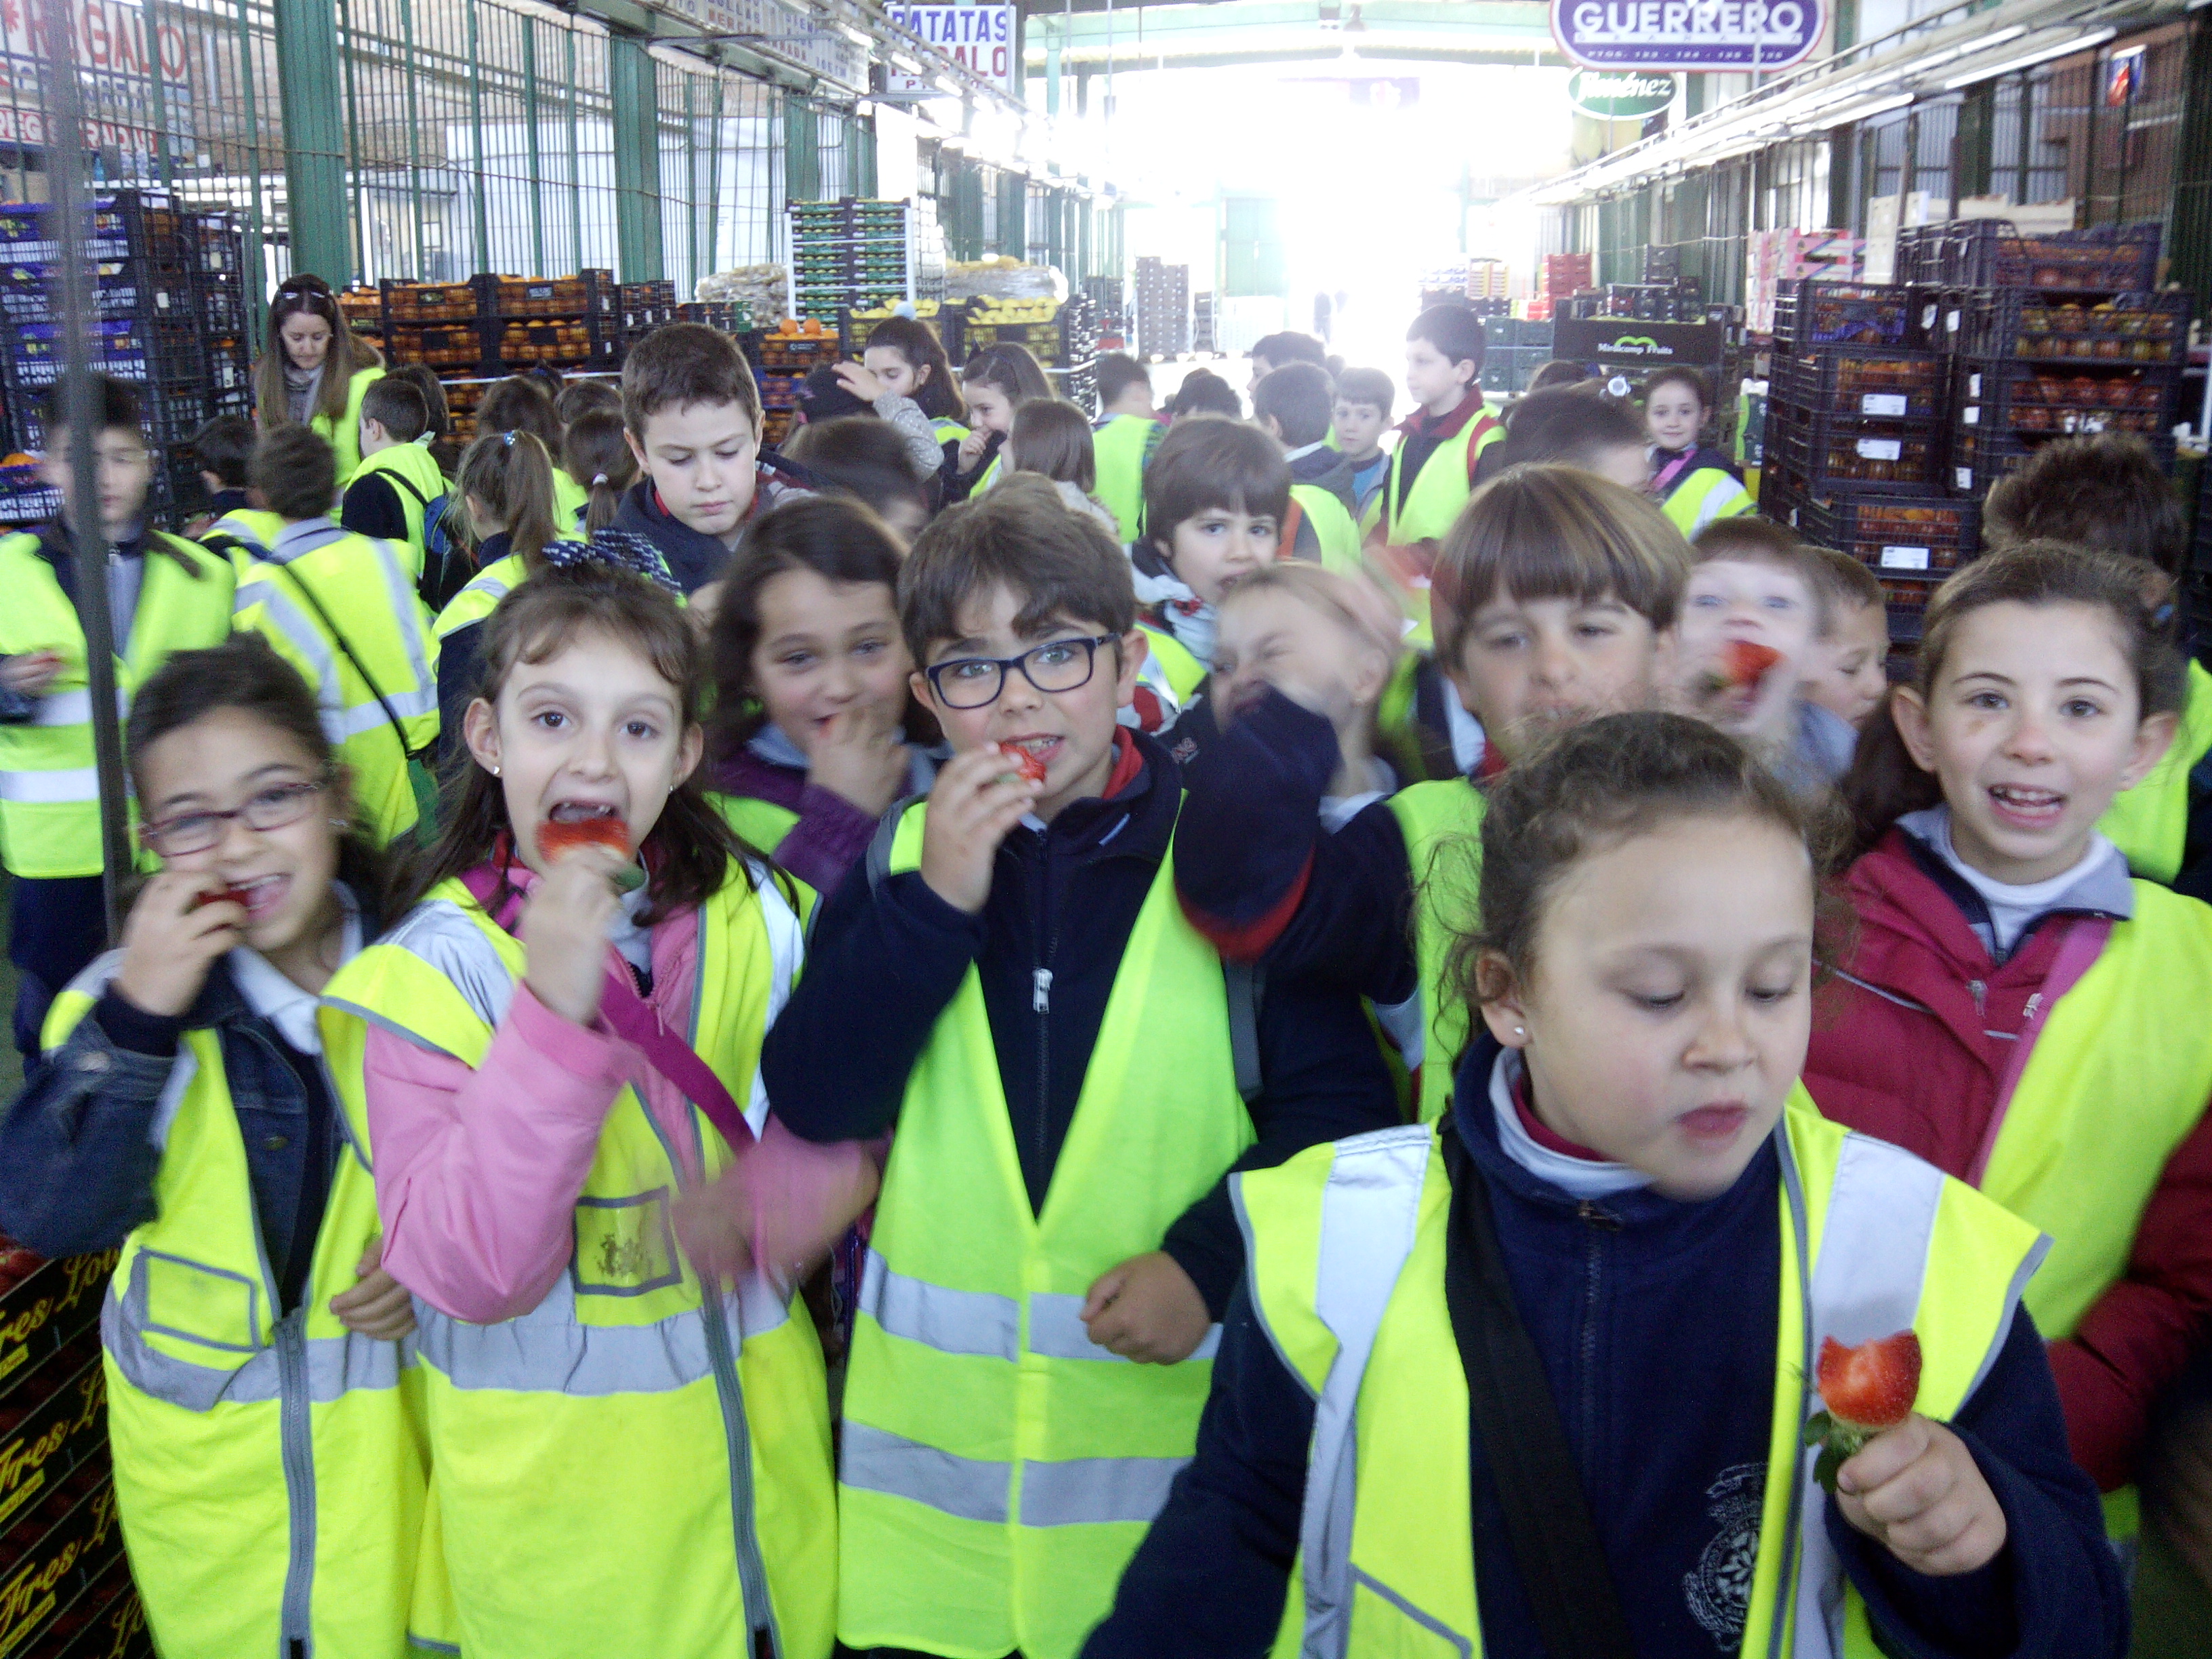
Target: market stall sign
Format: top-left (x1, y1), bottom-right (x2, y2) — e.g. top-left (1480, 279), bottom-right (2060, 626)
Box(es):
top-left (1553, 316), bottom-right (1725, 367)
top-left (1552, 0), bottom-right (1824, 72)
top-left (1568, 69), bottom-right (1677, 119)
top-left (886, 4), bottom-right (1017, 95)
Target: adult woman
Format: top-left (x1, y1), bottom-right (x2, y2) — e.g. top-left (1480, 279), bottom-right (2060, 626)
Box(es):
top-left (251, 274), bottom-right (385, 479)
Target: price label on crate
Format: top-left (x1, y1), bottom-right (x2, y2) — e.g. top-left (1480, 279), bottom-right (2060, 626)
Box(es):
top-left (1955, 466), bottom-right (1973, 490)
top-left (1856, 437), bottom-right (1904, 461)
top-left (1860, 393), bottom-right (1909, 417)
top-left (1879, 546), bottom-right (1932, 571)
top-left (1961, 407), bottom-right (1980, 426)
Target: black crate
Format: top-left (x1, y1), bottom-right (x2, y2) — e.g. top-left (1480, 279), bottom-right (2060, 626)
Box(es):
top-left (1935, 218), bottom-right (2160, 290)
top-left (0, 466), bottom-right (60, 529)
top-left (1951, 357), bottom-right (2181, 443)
top-left (1769, 344), bottom-right (1946, 424)
top-left (0, 191), bottom-right (189, 268)
top-left (1936, 288), bottom-right (2190, 365)
top-left (1947, 422), bottom-right (2177, 499)
top-left (9, 372), bottom-right (209, 451)
top-left (4, 316), bottom-right (200, 388)
top-left (0, 258), bottom-right (196, 329)
top-left (1773, 280), bottom-right (1919, 350)
top-left (1766, 405), bottom-right (1946, 495)
top-left (1783, 489), bottom-right (1980, 579)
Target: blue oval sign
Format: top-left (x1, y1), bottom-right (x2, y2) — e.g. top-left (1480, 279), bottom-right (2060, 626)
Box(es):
top-left (1552, 0), bottom-right (1824, 72)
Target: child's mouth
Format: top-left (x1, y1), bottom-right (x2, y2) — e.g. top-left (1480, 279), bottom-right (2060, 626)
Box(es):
top-left (1988, 784), bottom-right (2065, 830)
top-left (1679, 1103), bottom-right (1749, 1145)
top-left (230, 874), bottom-right (288, 921)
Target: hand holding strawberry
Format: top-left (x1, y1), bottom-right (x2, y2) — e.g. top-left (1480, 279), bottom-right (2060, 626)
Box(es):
top-left (997, 741), bottom-right (1049, 785)
top-left (1807, 1330), bottom-right (1921, 1491)
top-left (1699, 638), bottom-right (1783, 699)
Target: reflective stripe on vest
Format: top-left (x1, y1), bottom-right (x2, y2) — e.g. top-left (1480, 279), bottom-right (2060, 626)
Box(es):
top-left (432, 552), bottom-right (527, 640)
top-left (2101, 659), bottom-right (2212, 884)
top-left (1387, 780), bottom-right (1488, 1121)
top-left (1290, 483), bottom-right (1363, 577)
top-left (0, 532), bottom-right (234, 878)
top-left (44, 954), bottom-right (423, 1659)
top-left (1237, 1094), bottom-right (2047, 1659)
top-left (1659, 467), bottom-right (1754, 538)
top-left (837, 799), bottom-right (1253, 1659)
top-left (204, 508), bottom-right (287, 576)
top-left (1093, 414), bottom-right (1159, 544)
top-left (316, 865), bottom-right (834, 1659)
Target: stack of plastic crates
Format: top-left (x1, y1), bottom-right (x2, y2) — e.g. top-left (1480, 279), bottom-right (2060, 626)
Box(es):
top-left (747, 320), bottom-right (840, 450)
top-left (956, 295), bottom-right (1100, 413)
top-left (788, 199), bottom-right (922, 323)
top-left (1759, 279), bottom-right (1965, 644)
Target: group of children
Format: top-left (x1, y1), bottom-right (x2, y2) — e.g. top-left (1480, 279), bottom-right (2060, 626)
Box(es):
top-left (0, 292), bottom-right (2203, 1659)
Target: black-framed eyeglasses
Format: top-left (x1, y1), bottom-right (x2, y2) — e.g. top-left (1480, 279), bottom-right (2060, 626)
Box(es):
top-left (139, 778), bottom-right (330, 857)
top-left (924, 634), bottom-right (1119, 710)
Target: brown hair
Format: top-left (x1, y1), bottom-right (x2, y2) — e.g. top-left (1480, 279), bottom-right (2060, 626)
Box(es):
top-left (1453, 710), bottom-right (1830, 1010)
top-left (474, 376), bottom-right (562, 455)
top-left (712, 494), bottom-right (910, 750)
top-left (400, 561), bottom-right (765, 924)
top-left (253, 276), bottom-right (382, 433)
top-left (781, 417), bottom-right (930, 527)
top-left (560, 409), bottom-right (638, 535)
top-left (900, 474), bottom-right (1134, 662)
top-left (958, 342), bottom-right (1052, 407)
top-left (1984, 433), bottom-right (2189, 581)
top-left (1142, 415), bottom-right (1290, 551)
top-left (1641, 366), bottom-right (1714, 411)
top-left (127, 632), bottom-right (388, 918)
top-left (360, 377), bottom-right (429, 445)
top-left (621, 323), bottom-right (763, 439)
top-left (1433, 464), bottom-right (1689, 667)
top-left (554, 377), bottom-right (621, 430)
top-left (1690, 516), bottom-right (1831, 636)
top-left (1250, 363), bottom-right (1336, 449)
top-left (1523, 359), bottom-right (1593, 396)
top-left (457, 430), bottom-right (566, 570)
top-left (251, 425), bottom-right (339, 522)
top-left (1008, 399), bottom-right (1099, 494)
top-left (1499, 385), bottom-right (1646, 470)
top-left (1839, 539), bottom-right (2190, 857)
top-left (865, 316), bottom-right (965, 424)
top-left (1808, 545), bottom-right (1884, 620)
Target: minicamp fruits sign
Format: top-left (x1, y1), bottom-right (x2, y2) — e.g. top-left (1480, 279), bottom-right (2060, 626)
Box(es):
top-left (1553, 0), bottom-right (1824, 71)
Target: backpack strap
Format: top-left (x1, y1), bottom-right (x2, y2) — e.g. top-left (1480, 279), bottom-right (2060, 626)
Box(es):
top-left (1466, 410), bottom-right (1504, 483)
top-left (1277, 497), bottom-right (1307, 562)
top-left (268, 558), bottom-right (429, 764)
top-left (865, 796), bottom-right (921, 896)
top-left (1224, 958), bottom-right (1265, 1105)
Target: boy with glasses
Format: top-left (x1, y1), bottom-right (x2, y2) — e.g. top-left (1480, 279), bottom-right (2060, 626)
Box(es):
top-left (758, 474), bottom-right (1397, 1659)
top-left (0, 375), bottom-right (236, 1072)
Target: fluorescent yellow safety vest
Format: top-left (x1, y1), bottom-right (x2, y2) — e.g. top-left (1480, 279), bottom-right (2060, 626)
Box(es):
top-left (45, 956), bottom-right (423, 1659)
top-left (1660, 467), bottom-right (1755, 538)
top-left (0, 531), bottom-right (236, 878)
top-left (310, 364), bottom-right (386, 482)
top-left (838, 801), bottom-right (1255, 1659)
top-left (348, 440), bottom-right (449, 582)
top-left (233, 523), bottom-right (440, 847)
top-left (1236, 1094), bottom-right (2047, 1659)
top-left (552, 468), bottom-right (590, 537)
top-left (931, 415), bottom-right (971, 448)
top-left (1139, 622), bottom-right (1208, 703)
top-left (317, 865), bottom-right (835, 1659)
top-left (202, 508), bottom-right (289, 577)
top-left (2100, 659), bottom-right (2212, 885)
top-left (1387, 779), bottom-right (1488, 1122)
top-left (430, 552), bottom-right (527, 642)
top-left (713, 792), bottom-right (802, 855)
top-left (1384, 404), bottom-right (1504, 548)
top-left (1093, 413), bottom-right (1160, 544)
top-left (1290, 483), bottom-right (1364, 578)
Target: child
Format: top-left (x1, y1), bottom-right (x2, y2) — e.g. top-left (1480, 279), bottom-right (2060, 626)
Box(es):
top-left (552, 375), bottom-right (619, 431)
top-left (1175, 464), bottom-right (1689, 1124)
top-left (1493, 383), bottom-right (1652, 492)
top-left (472, 374), bottom-right (588, 531)
top-left (388, 361), bottom-right (460, 474)
top-left (340, 376), bottom-right (449, 579)
top-left (1645, 366), bottom-right (1754, 536)
top-left (231, 426), bottom-right (440, 847)
top-left (1805, 544), bottom-right (1891, 730)
top-left (1984, 432), bottom-right (2212, 890)
top-left (819, 356), bottom-right (954, 484)
top-left (1246, 329), bottom-right (1326, 392)
top-left (1092, 352), bottom-right (1162, 544)
top-left (756, 485), bottom-right (1398, 1659)
top-left (950, 341), bottom-right (1051, 501)
top-left (861, 313), bottom-right (969, 463)
top-left (250, 274), bottom-right (384, 478)
top-left (1811, 539), bottom-right (2212, 1547)
top-left (432, 428), bottom-right (590, 754)
top-left (1251, 362), bottom-right (1363, 575)
top-left (1376, 305), bottom-right (1504, 614)
top-left (558, 405), bottom-right (638, 537)
top-left (0, 375), bottom-right (237, 1068)
top-left (185, 411), bottom-right (255, 539)
top-left (1087, 709), bottom-right (2125, 1659)
top-left (1168, 368), bottom-right (1242, 421)
top-left (1525, 356), bottom-right (1595, 394)
top-left (322, 562), bottom-right (851, 1659)
top-left (706, 493), bottom-right (935, 895)
top-left (781, 417), bottom-right (932, 545)
top-left (599, 321), bottom-right (796, 593)
top-left (1675, 516), bottom-right (1856, 798)
top-left (1329, 365), bottom-right (1395, 527)
top-left (0, 634), bottom-right (420, 1659)
top-left (1008, 397), bottom-right (1122, 536)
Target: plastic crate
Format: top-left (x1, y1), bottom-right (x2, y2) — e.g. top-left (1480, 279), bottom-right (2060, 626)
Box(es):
top-left (1938, 289), bottom-right (2189, 365)
top-left (1788, 491), bottom-right (1979, 578)
top-left (388, 325), bottom-right (482, 369)
top-left (5, 317), bottom-right (199, 386)
top-left (1947, 422), bottom-right (2178, 498)
top-left (1772, 280), bottom-right (1917, 349)
top-left (0, 192), bottom-right (188, 267)
top-left (1937, 219), bottom-right (2160, 289)
top-left (1767, 407), bottom-right (1945, 493)
top-left (0, 464), bottom-right (60, 527)
top-left (472, 273), bottom-right (602, 319)
top-left (1883, 576), bottom-right (1941, 644)
top-left (381, 282), bottom-right (478, 325)
top-left (0, 258), bottom-right (195, 328)
top-left (1769, 345), bottom-right (1946, 423)
top-left (485, 318), bottom-right (610, 371)
top-left (1952, 358), bottom-right (2180, 441)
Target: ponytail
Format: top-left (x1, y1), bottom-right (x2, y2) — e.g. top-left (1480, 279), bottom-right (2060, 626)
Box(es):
top-left (561, 408), bottom-right (638, 536)
top-left (457, 429), bottom-right (562, 571)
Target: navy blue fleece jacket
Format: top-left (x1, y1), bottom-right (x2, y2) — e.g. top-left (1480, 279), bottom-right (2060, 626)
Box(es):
top-left (1082, 1036), bottom-right (2129, 1659)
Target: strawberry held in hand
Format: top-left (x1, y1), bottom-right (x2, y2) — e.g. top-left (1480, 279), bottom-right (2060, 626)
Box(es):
top-left (537, 811), bottom-right (632, 862)
top-left (1701, 638), bottom-right (1784, 698)
top-left (1805, 1330), bottom-right (1923, 1492)
top-left (997, 741), bottom-right (1049, 786)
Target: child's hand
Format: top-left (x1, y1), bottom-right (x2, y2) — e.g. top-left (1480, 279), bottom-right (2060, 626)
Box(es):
top-left (804, 705), bottom-right (911, 819)
top-left (918, 747), bottom-right (1038, 914)
top-left (1081, 1251), bottom-right (1212, 1364)
top-left (957, 428), bottom-right (991, 468)
top-left (329, 1240), bottom-right (415, 1340)
top-left (112, 872), bottom-right (246, 1018)
top-left (520, 848), bottom-right (625, 1025)
top-left (1833, 1414), bottom-right (2009, 1576)
top-left (0, 650), bottom-right (62, 695)
top-left (834, 360), bottom-right (887, 403)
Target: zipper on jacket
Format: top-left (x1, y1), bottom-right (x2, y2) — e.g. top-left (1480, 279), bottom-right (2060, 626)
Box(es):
top-left (701, 1296), bottom-right (781, 1655)
top-left (1968, 979), bottom-right (1987, 1017)
top-left (1033, 840), bottom-right (1063, 1189)
top-left (1576, 1201), bottom-right (1619, 1459)
top-left (274, 1311), bottom-right (319, 1650)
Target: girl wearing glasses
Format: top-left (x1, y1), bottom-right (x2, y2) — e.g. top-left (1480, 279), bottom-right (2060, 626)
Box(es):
top-left (252, 272), bottom-right (386, 479)
top-left (0, 634), bottom-right (424, 1659)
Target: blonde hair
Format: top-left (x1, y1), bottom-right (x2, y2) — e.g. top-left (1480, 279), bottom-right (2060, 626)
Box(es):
top-left (1219, 561), bottom-right (1400, 666)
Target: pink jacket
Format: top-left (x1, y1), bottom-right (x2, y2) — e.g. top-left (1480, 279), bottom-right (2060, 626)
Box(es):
top-left (367, 866), bottom-right (876, 1325)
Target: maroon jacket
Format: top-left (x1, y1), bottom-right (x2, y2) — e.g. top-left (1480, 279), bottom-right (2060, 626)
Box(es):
top-left (1805, 827), bottom-right (2212, 1491)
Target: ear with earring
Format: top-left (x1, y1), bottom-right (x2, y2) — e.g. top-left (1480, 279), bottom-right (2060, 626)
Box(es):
top-left (1514, 1026), bottom-right (1525, 1036)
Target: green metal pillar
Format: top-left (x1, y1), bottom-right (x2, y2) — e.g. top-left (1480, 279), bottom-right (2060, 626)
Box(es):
top-left (785, 99), bottom-right (821, 202)
top-left (270, 0), bottom-right (352, 281)
top-left (610, 32), bottom-right (665, 282)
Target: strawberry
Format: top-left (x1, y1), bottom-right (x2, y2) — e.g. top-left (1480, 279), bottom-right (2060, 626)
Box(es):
top-left (1701, 638), bottom-right (1784, 697)
top-left (1803, 1330), bottom-right (1923, 1492)
top-left (998, 741), bottom-right (1048, 785)
top-left (193, 886), bottom-right (253, 913)
top-left (537, 815), bottom-right (632, 863)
